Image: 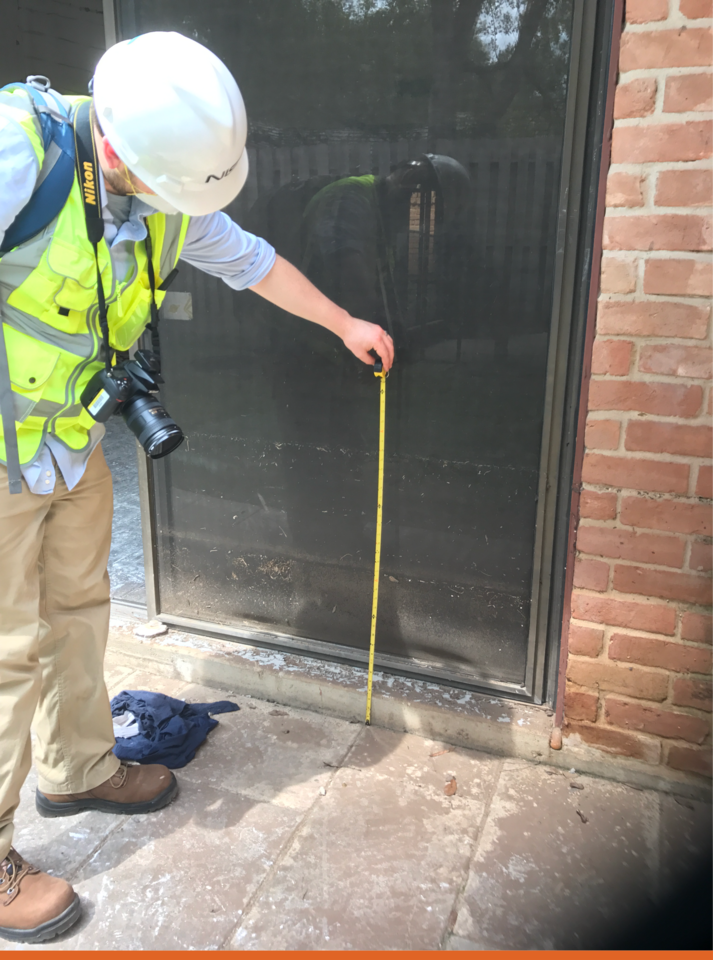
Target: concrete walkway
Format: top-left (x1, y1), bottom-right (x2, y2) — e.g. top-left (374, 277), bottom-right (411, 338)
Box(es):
top-left (6, 645), bottom-right (710, 951)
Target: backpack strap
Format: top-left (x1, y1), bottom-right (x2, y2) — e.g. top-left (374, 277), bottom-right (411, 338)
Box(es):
top-left (0, 78), bottom-right (76, 254)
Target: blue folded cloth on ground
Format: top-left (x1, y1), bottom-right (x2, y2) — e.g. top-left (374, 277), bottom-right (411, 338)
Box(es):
top-left (110, 690), bottom-right (239, 769)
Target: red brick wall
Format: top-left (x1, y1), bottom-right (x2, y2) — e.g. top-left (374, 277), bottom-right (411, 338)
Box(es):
top-left (563, 0), bottom-right (712, 780)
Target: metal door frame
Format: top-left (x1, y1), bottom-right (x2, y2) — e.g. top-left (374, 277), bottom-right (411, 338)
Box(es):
top-left (105, 0), bottom-right (618, 705)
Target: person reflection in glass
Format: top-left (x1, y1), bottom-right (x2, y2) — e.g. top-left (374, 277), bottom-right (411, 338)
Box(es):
top-left (298, 154), bottom-right (470, 353)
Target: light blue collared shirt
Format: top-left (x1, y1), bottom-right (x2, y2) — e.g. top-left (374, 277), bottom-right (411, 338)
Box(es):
top-left (0, 108), bottom-right (275, 494)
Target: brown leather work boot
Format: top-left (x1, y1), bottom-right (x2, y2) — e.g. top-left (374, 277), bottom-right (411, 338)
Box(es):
top-left (0, 849), bottom-right (80, 943)
top-left (35, 762), bottom-right (178, 818)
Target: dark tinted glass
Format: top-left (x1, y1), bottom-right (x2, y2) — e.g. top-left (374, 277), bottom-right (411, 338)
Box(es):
top-left (123, 0), bottom-right (575, 687)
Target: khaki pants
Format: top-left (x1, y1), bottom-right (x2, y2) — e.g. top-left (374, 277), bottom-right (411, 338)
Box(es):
top-left (0, 446), bottom-right (120, 860)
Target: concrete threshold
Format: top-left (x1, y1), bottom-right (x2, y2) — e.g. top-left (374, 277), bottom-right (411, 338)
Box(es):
top-left (108, 605), bottom-right (711, 802)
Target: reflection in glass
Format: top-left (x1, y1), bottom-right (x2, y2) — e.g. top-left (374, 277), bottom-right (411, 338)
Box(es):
top-left (122, 0), bottom-right (575, 687)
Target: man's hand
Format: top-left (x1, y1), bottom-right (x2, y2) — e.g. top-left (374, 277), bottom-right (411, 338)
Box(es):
top-left (250, 254), bottom-right (395, 372)
top-left (341, 316), bottom-right (394, 372)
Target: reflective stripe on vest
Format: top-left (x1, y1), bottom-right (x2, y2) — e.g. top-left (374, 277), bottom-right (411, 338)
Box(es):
top-left (0, 95), bottom-right (190, 468)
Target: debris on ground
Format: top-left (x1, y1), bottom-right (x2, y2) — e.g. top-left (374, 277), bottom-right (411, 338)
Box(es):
top-left (576, 809), bottom-right (588, 823)
top-left (269, 709), bottom-right (289, 716)
top-left (430, 747), bottom-right (454, 758)
top-left (133, 619), bottom-right (168, 639)
top-left (570, 782), bottom-right (584, 790)
top-left (444, 777), bottom-right (457, 797)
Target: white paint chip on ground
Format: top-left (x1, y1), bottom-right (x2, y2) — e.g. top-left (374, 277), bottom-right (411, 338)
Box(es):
top-left (134, 619), bottom-right (169, 639)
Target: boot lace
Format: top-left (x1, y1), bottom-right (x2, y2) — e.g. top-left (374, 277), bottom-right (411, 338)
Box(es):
top-left (0, 850), bottom-right (39, 906)
top-left (108, 763), bottom-right (129, 789)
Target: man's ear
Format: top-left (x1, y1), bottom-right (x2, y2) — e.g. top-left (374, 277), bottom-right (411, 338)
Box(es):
top-left (98, 135), bottom-right (124, 171)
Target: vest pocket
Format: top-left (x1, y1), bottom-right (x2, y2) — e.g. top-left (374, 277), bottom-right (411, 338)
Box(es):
top-left (5, 324), bottom-right (61, 398)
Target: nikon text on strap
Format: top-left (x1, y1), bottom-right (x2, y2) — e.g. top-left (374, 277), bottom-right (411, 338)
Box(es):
top-left (73, 100), bottom-right (112, 374)
top-left (73, 101), bottom-right (164, 372)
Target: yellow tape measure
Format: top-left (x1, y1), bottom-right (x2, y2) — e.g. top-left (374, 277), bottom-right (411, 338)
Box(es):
top-left (365, 361), bottom-right (386, 725)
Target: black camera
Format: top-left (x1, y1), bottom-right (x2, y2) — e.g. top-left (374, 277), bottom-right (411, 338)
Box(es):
top-left (80, 349), bottom-right (184, 459)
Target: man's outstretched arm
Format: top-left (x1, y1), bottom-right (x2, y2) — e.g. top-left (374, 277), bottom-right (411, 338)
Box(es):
top-left (180, 214), bottom-right (394, 371)
top-left (250, 254), bottom-right (394, 371)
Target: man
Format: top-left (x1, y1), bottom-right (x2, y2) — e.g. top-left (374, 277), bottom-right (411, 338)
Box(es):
top-left (247, 154), bottom-right (471, 350)
top-left (0, 31), bottom-right (393, 943)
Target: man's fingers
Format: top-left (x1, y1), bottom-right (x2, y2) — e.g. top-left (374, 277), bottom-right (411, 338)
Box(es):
top-left (370, 330), bottom-right (393, 370)
top-left (377, 332), bottom-right (394, 371)
top-left (344, 319), bottom-right (395, 370)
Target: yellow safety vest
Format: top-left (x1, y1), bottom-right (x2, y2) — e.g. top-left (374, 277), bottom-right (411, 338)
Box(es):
top-left (0, 90), bottom-right (189, 467)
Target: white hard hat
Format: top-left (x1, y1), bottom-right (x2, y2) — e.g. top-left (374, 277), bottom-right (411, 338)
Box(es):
top-left (93, 32), bottom-right (249, 216)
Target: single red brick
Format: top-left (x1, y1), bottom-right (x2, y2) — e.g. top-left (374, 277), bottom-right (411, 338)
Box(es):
top-left (625, 421), bottom-right (713, 459)
top-left (567, 657), bottom-right (669, 700)
top-left (603, 214), bottom-right (712, 252)
top-left (568, 623), bottom-right (605, 657)
top-left (564, 720), bottom-right (661, 763)
top-left (666, 744), bottom-right (712, 776)
top-left (690, 540), bottom-right (713, 572)
top-left (580, 489), bottom-right (618, 521)
top-left (680, 0), bottom-right (713, 18)
top-left (614, 78), bottom-right (658, 119)
top-left (673, 677), bottom-right (712, 712)
top-left (571, 591), bottom-right (677, 635)
top-left (644, 259), bottom-right (712, 297)
top-left (600, 258), bottom-right (637, 294)
top-left (612, 121), bottom-right (712, 164)
top-left (578, 524), bottom-right (686, 567)
top-left (655, 170), bottom-right (712, 207)
top-left (574, 557), bottom-right (610, 591)
top-left (589, 380), bottom-right (703, 417)
top-left (591, 338), bottom-right (633, 375)
top-left (565, 687), bottom-right (599, 722)
top-left (619, 28), bottom-right (713, 71)
top-left (585, 419), bottom-right (621, 451)
top-left (606, 171), bottom-right (645, 207)
top-left (696, 464), bottom-right (713, 498)
top-left (664, 73), bottom-right (713, 113)
top-left (605, 698), bottom-right (710, 744)
top-left (639, 344), bottom-right (712, 379)
top-left (597, 301), bottom-right (710, 339)
top-left (609, 631), bottom-right (712, 674)
top-left (681, 611), bottom-right (713, 643)
top-left (582, 454), bottom-right (690, 495)
top-left (621, 495), bottom-right (712, 535)
top-left (613, 563), bottom-right (712, 604)
top-left (626, 0), bottom-right (669, 21)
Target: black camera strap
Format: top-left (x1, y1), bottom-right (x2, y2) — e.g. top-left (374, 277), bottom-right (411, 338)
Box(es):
top-left (142, 223), bottom-right (162, 360)
top-left (73, 100), bottom-right (111, 373)
top-left (74, 99), bottom-right (165, 371)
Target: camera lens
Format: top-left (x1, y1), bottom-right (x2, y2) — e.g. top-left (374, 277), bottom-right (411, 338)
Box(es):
top-left (122, 394), bottom-right (184, 459)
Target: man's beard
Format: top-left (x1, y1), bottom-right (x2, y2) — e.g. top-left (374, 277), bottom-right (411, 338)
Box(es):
top-left (102, 165), bottom-right (140, 197)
